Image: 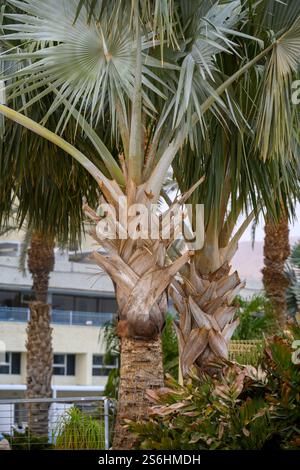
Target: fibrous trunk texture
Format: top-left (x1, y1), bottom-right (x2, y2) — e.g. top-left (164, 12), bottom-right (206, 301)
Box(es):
top-left (26, 301), bottom-right (53, 436)
top-left (170, 260), bottom-right (244, 378)
top-left (112, 336), bottom-right (164, 450)
top-left (262, 217), bottom-right (290, 327)
top-left (28, 231), bottom-right (55, 302)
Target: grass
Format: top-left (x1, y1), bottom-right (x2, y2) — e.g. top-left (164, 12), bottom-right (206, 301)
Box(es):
top-left (54, 406), bottom-right (105, 450)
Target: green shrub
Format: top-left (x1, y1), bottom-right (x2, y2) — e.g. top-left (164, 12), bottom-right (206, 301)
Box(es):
top-left (129, 325), bottom-right (300, 450)
top-left (161, 315), bottom-right (179, 378)
top-left (290, 240), bottom-right (300, 268)
top-left (229, 340), bottom-right (264, 366)
top-left (232, 295), bottom-right (277, 340)
top-left (54, 407), bottom-right (104, 450)
top-left (4, 428), bottom-right (53, 450)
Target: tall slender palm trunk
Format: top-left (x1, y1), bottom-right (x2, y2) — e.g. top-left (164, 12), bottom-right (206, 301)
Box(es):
top-left (26, 301), bottom-right (53, 436)
top-left (26, 231), bottom-right (54, 436)
top-left (262, 217), bottom-right (290, 327)
top-left (112, 336), bottom-right (164, 449)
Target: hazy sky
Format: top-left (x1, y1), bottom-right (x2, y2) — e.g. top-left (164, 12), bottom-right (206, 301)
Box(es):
top-left (240, 204), bottom-right (300, 242)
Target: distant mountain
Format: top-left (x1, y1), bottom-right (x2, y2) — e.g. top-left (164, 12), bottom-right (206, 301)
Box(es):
top-left (232, 237), bottom-right (299, 282)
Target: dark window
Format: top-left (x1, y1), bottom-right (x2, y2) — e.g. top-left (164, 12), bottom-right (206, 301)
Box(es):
top-left (20, 292), bottom-right (36, 305)
top-left (53, 354), bottom-right (76, 376)
top-left (74, 296), bottom-right (97, 313)
top-left (66, 354), bottom-right (75, 375)
top-left (52, 293), bottom-right (117, 314)
top-left (0, 290), bottom-right (21, 308)
top-left (0, 352), bottom-right (21, 374)
top-left (54, 354), bottom-right (65, 364)
top-left (52, 295), bottom-right (74, 311)
top-left (93, 355), bottom-right (103, 366)
top-left (99, 298), bottom-right (117, 313)
top-left (92, 354), bottom-right (117, 376)
top-left (11, 353), bottom-right (21, 374)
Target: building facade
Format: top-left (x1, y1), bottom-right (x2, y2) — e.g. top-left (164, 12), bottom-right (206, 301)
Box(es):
top-left (0, 236), bottom-right (117, 399)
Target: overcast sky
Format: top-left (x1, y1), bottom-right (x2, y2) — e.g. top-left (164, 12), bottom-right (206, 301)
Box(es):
top-left (240, 204), bottom-right (300, 242)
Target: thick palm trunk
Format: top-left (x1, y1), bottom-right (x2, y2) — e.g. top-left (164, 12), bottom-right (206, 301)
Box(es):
top-left (84, 191), bottom-right (190, 448)
top-left (26, 231), bottom-right (55, 436)
top-left (262, 217), bottom-right (290, 327)
top-left (26, 301), bottom-right (53, 436)
top-left (112, 336), bottom-right (164, 450)
top-left (171, 260), bottom-right (243, 378)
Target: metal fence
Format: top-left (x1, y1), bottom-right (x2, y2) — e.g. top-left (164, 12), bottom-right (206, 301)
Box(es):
top-left (0, 306), bottom-right (114, 326)
top-left (0, 396), bottom-right (114, 450)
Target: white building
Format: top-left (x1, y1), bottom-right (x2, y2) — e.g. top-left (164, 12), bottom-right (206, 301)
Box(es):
top-left (0, 234), bottom-right (117, 400)
top-left (0, 233), bottom-right (272, 402)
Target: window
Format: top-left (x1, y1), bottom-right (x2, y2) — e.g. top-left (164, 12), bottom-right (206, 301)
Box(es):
top-left (20, 292), bottom-right (36, 305)
top-left (99, 297), bottom-right (117, 313)
top-left (0, 352), bottom-right (21, 374)
top-left (52, 295), bottom-right (74, 311)
top-left (51, 293), bottom-right (117, 314)
top-left (92, 355), bottom-right (118, 376)
top-left (53, 354), bottom-right (76, 376)
top-left (0, 242), bottom-right (19, 257)
top-left (75, 296), bottom-right (97, 313)
top-left (0, 290), bottom-right (21, 308)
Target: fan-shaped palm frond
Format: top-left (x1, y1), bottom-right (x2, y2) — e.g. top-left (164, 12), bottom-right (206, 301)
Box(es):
top-left (1, 0), bottom-right (171, 134)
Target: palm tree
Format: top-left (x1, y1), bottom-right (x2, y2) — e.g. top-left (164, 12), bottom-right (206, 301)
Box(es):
top-left (262, 216), bottom-right (290, 327)
top-left (0, 83), bottom-right (99, 435)
top-left (169, 0), bottom-right (300, 377)
top-left (1, 0), bottom-right (300, 448)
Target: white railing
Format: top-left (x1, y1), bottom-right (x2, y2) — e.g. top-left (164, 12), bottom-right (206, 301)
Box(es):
top-left (0, 396), bottom-right (114, 449)
top-left (0, 307), bottom-right (114, 327)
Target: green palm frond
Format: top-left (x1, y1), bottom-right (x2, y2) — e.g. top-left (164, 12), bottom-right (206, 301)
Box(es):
top-left (255, 17), bottom-right (300, 161)
top-left (172, 1), bottom-right (259, 131)
top-left (1, 0), bottom-right (170, 133)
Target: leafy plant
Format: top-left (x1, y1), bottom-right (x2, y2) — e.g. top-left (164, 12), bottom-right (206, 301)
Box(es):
top-left (290, 241), bottom-right (300, 269)
top-left (129, 325), bottom-right (300, 450)
top-left (232, 295), bottom-right (277, 340)
top-left (229, 341), bottom-right (264, 367)
top-left (285, 264), bottom-right (300, 319)
top-left (4, 428), bottom-right (53, 450)
top-left (285, 242), bottom-right (300, 319)
top-left (54, 407), bottom-right (104, 450)
top-left (161, 315), bottom-right (179, 378)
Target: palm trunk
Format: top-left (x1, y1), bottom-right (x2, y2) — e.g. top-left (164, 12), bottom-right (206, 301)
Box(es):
top-left (170, 260), bottom-right (243, 378)
top-left (112, 336), bottom-right (164, 450)
top-left (262, 217), bottom-right (290, 327)
top-left (28, 231), bottom-right (55, 303)
top-left (26, 231), bottom-right (55, 436)
top-left (84, 186), bottom-right (190, 449)
top-left (26, 301), bottom-right (53, 436)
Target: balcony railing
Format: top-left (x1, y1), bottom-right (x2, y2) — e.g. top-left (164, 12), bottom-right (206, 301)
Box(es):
top-left (0, 306), bottom-right (114, 326)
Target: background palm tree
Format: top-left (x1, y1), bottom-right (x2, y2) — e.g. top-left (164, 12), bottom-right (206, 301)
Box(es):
top-left (262, 216), bottom-right (290, 327)
top-left (169, 0), bottom-right (300, 377)
top-left (0, 77), bottom-right (99, 434)
top-left (1, 0), bottom-right (300, 448)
